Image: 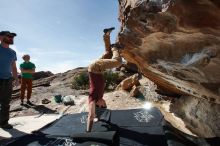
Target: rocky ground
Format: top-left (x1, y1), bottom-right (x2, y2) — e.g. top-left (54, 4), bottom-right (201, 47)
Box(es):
top-left (10, 67), bottom-right (144, 118)
top-left (10, 87), bottom-right (144, 118)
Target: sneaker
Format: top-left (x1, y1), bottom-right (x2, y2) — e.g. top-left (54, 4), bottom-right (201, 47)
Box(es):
top-left (110, 43), bottom-right (125, 50)
top-left (103, 27), bottom-right (115, 34)
top-left (1, 123), bottom-right (13, 129)
top-left (27, 100), bottom-right (34, 106)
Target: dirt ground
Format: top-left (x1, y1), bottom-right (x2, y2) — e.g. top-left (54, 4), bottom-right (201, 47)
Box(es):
top-left (10, 86), bottom-right (144, 118)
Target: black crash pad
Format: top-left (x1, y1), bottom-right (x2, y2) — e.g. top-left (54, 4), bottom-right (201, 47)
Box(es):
top-left (41, 112), bottom-right (87, 136)
top-left (40, 108), bottom-right (167, 146)
top-left (110, 107), bottom-right (164, 127)
top-left (6, 134), bottom-right (109, 146)
top-left (5, 108), bottom-right (167, 146)
top-left (42, 109), bottom-right (113, 136)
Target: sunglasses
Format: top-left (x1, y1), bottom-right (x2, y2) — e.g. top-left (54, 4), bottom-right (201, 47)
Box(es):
top-left (5, 35), bottom-right (14, 38)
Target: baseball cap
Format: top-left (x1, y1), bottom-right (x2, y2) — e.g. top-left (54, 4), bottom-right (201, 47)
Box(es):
top-left (0, 31), bottom-right (17, 37)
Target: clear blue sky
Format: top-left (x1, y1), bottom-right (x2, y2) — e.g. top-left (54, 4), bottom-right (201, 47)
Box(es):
top-left (0, 0), bottom-right (120, 73)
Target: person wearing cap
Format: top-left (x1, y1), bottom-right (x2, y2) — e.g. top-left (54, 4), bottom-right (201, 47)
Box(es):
top-left (20, 54), bottom-right (36, 106)
top-left (86, 27), bottom-right (124, 132)
top-left (0, 31), bottom-right (19, 129)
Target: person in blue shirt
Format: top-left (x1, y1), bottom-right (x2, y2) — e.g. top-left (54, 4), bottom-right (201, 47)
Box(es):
top-left (0, 31), bottom-right (19, 129)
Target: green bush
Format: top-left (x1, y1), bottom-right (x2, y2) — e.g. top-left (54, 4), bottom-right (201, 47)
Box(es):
top-left (71, 72), bottom-right (89, 90)
top-left (71, 71), bottom-right (119, 90)
top-left (104, 71), bottom-right (119, 90)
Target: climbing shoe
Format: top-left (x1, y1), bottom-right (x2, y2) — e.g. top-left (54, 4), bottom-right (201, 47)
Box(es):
top-left (103, 27), bottom-right (115, 34)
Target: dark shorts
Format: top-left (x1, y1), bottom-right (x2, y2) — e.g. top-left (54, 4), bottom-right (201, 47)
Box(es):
top-left (88, 72), bottom-right (105, 103)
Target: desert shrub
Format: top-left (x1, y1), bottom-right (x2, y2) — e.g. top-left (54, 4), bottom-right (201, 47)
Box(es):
top-left (71, 72), bottom-right (89, 90)
top-left (71, 71), bottom-right (119, 90)
top-left (104, 70), bottom-right (119, 90)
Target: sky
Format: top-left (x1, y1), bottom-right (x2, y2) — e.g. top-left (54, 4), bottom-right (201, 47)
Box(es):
top-left (0, 0), bottom-right (120, 73)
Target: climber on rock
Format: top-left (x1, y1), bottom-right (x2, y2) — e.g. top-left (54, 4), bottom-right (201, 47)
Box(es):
top-left (86, 27), bottom-right (124, 132)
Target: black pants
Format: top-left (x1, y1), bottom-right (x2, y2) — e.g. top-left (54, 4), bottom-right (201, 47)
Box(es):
top-left (0, 78), bottom-right (12, 125)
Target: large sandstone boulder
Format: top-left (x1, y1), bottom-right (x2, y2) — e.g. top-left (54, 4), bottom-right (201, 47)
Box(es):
top-left (117, 0), bottom-right (220, 137)
top-left (118, 0), bottom-right (220, 103)
top-left (116, 73), bottom-right (140, 90)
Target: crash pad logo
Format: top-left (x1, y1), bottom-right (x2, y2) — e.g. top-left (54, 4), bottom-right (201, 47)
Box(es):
top-left (134, 111), bottom-right (154, 123)
top-left (45, 138), bottom-right (76, 146)
top-left (62, 138), bottom-right (76, 146)
top-left (80, 114), bottom-right (87, 123)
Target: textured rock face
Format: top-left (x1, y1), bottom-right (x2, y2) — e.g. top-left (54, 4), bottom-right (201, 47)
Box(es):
top-left (118, 0), bottom-right (220, 137)
top-left (170, 96), bottom-right (220, 137)
top-left (33, 71), bottom-right (54, 80)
